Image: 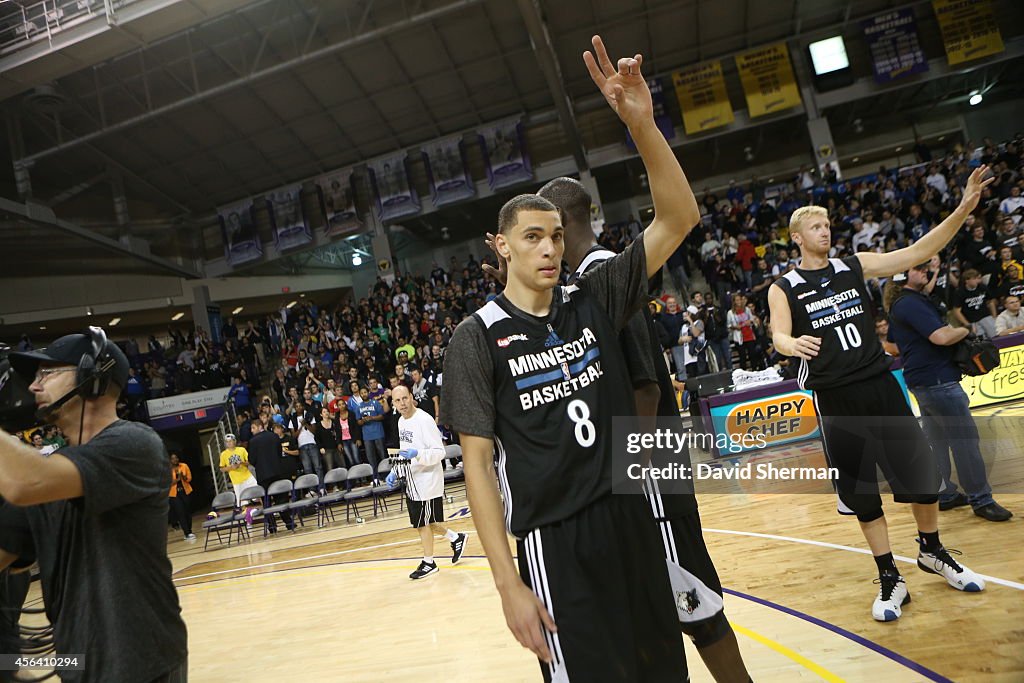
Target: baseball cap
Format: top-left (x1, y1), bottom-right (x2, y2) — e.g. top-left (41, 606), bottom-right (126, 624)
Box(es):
top-left (224, 433), bottom-right (237, 441)
top-left (9, 332), bottom-right (130, 389)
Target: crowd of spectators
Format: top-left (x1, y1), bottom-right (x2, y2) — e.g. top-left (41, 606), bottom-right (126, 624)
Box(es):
top-left (641, 133), bottom-right (1024, 387)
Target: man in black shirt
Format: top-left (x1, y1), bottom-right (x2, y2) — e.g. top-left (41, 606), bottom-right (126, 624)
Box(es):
top-left (541, 176), bottom-right (750, 681)
top-left (409, 367), bottom-right (439, 421)
top-left (247, 421), bottom-right (294, 532)
top-left (769, 165), bottom-right (992, 623)
top-left (0, 329), bottom-right (188, 681)
top-left (441, 36), bottom-right (700, 681)
top-left (952, 268), bottom-right (997, 338)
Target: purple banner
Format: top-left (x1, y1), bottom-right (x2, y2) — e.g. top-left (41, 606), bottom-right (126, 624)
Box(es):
top-left (319, 168), bottom-right (363, 238)
top-left (478, 119), bottom-right (533, 190)
top-left (627, 77), bottom-right (676, 148)
top-left (368, 152), bottom-right (421, 221)
top-left (268, 184), bottom-right (312, 252)
top-left (422, 135), bottom-right (475, 207)
top-left (863, 9), bottom-right (929, 83)
top-left (218, 199), bottom-right (263, 267)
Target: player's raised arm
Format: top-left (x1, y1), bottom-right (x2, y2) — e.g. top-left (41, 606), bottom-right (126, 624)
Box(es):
top-left (857, 165), bottom-right (994, 279)
top-left (583, 35), bottom-right (700, 276)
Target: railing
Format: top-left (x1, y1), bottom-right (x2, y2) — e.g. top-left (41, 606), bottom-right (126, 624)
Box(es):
top-left (0, 0), bottom-right (125, 55)
top-left (202, 398), bottom-right (239, 497)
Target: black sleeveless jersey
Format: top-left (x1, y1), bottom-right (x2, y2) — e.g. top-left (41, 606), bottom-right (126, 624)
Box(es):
top-left (573, 247), bottom-right (697, 517)
top-left (773, 256), bottom-right (890, 390)
top-left (472, 285), bottom-right (640, 537)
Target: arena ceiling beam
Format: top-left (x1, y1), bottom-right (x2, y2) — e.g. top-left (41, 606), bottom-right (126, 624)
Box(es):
top-left (516, 0), bottom-right (589, 172)
top-left (0, 196), bottom-right (201, 279)
top-left (19, 0), bottom-right (487, 166)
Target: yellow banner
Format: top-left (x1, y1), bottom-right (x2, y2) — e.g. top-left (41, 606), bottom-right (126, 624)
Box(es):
top-left (672, 61), bottom-right (734, 135)
top-left (961, 343), bottom-right (1024, 408)
top-left (932, 0), bottom-right (1004, 65)
top-left (734, 43), bottom-right (802, 118)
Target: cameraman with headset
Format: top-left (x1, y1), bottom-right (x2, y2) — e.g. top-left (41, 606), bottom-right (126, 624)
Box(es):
top-left (886, 268), bottom-right (1013, 523)
top-left (0, 328), bottom-right (188, 681)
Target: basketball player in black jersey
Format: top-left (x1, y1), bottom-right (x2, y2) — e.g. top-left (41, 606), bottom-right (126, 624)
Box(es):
top-left (536, 176), bottom-right (751, 682)
top-left (769, 165), bottom-right (993, 622)
top-left (440, 36), bottom-right (701, 681)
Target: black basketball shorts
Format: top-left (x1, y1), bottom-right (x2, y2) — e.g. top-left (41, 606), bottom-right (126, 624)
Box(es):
top-left (516, 494), bottom-right (687, 683)
top-left (407, 496), bottom-right (443, 528)
top-left (812, 371), bottom-right (940, 517)
top-left (643, 477), bottom-right (726, 633)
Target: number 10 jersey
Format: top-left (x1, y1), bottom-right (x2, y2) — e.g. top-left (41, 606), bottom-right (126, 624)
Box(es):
top-left (774, 256), bottom-right (890, 391)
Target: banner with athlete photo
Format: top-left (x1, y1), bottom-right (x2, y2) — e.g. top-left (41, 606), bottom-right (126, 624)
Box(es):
top-left (267, 184), bottom-right (311, 252)
top-left (368, 152), bottom-right (421, 221)
top-left (218, 199), bottom-right (263, 267)
top-left (863, 9), bottom-right (929, 83)
top-left (478, 119), bottom-right (533, 190)
top-left (932, 0), bottom-right (1003, 65)
top-left (627, 76), bottom-right (675, 148)
top-left (318, 167), bottom-right (363, 237)
top-left (672, 61), bottom-right (734, 135)
top-left (421, 135), bottom-right (475, 208)
top-left (735, 43), bottom-right (802, 118)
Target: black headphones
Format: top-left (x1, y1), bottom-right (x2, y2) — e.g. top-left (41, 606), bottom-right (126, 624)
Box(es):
top-left (78, 326), bottom-right (116, 400)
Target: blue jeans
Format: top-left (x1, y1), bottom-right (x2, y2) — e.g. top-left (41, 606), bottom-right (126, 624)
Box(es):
top-left (364, 438), bottom-right (386, 473)
top-left (709, 337), bottom-right (733, 370)
top-left (911, 381), bottom-right (993, 508)
top-left (341, 440), bottom-right (362, 468)
top-left (299, 443), bottom-right (323, 488)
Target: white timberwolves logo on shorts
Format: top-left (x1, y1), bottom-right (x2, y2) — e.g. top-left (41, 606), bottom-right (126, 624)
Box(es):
top-left (676, 588), bottom-right (700, 615)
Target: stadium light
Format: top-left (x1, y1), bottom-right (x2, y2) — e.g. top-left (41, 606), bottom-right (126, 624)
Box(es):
top-left (969, 91), bottom-right (983, 106)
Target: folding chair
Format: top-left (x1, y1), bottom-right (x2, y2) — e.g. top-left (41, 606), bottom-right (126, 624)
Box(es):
top-left (287, 474), bottom-right (321, 527)
top-left (237, 485), bottom-right (265, 541)
top-left (371, 459), bottom-right (403, 515)
top-left (442, 444), bottom-right (465, 503)
top-left (201, 491), bottom-right (244, 550)
top-left (343, 464), bottom-right (375, 523)
top-left (259, 479), bottom-right (295, 537)
top-left (317, 467), bottom-right (349, 526)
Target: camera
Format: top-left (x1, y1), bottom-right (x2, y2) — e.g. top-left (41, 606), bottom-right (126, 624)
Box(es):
top-left (0, 344), bottom-right (38, 432)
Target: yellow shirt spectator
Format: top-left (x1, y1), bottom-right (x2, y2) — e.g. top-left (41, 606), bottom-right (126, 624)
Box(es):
top-left (219, 446), bottom-right (251, 486)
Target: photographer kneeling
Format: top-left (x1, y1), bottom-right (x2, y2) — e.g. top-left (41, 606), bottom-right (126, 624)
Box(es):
top-left (0, 328), bottom-right (188, 681)
top-left (886, 266), bottom-right (1012, 522)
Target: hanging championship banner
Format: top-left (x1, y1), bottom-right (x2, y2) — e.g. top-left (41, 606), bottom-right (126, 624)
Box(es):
top-left (478, 119), bottom-right (533, 190)
top-left (319, 167), bottom-right (363, 238)
top-left (627, 77), bottom-right (675, 147)
top-left (422, 135), bottom-right (475, 208)
top-left (863, 9), bottom-right (929, 83)
top-left (368, 152), bottom-right (421, 221)
top-left (268, 184), bottom-right (312, 252)
top-left (672, 61), bottom-right (734, 135)
top-left (218, 199), bottom-right (263, 267)
top-left (735, 43), bottom-right (802, 118)
top-left (932, 0), bottom-right (1004, 65)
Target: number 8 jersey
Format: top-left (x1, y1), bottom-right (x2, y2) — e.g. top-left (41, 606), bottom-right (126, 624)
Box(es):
top-left (440, 239), bottom-right (650, 538)
top-left (774, 256), bottom-right (891, 391)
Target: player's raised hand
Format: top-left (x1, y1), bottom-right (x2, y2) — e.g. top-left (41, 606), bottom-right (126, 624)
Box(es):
top-left (960, 164), bottom-right (994, 214)
top-left (500, 581), bottom-right (557, 663)
top-left (482, 232), bottom-right (508, 287)
top-left (791, 335), bottom-right (822, 360)
top-left (583, 35), bottom-right (653, 130)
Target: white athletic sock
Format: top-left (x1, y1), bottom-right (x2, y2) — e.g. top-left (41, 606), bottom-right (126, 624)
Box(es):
top-left (423, 556), bottom-right (434, 564)
top-left (444, 529), bottom-right (459, 542)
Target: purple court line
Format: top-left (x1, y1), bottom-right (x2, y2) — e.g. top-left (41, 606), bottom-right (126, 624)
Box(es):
top-left (724, 588), bottom-right (954, 683)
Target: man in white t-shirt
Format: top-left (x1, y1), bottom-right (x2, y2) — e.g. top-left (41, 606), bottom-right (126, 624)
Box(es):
top-left (387, 385), bottom-right (467, 579)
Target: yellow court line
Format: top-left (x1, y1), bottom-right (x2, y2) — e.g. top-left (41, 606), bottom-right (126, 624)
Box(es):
top-left (729, 621), bottom-right (845, 683)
